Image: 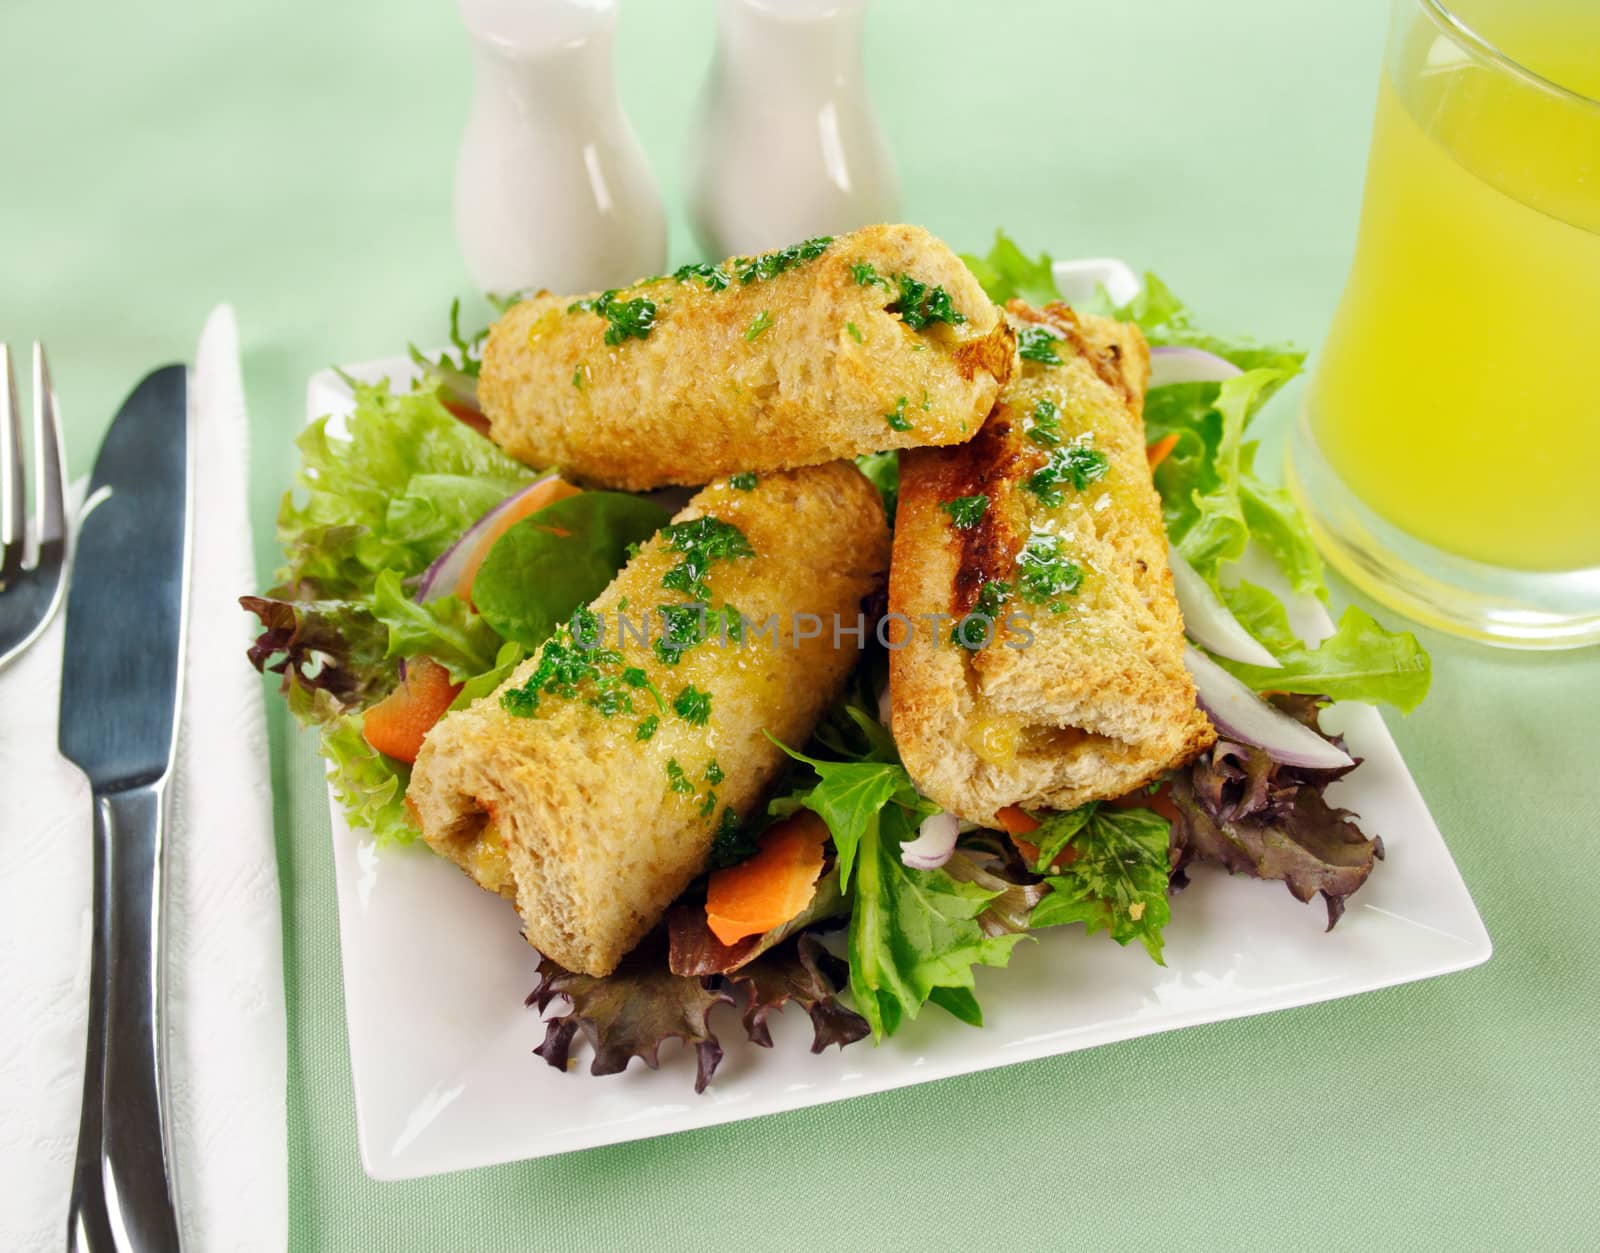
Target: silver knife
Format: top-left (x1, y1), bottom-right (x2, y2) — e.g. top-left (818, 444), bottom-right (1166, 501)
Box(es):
top-left (59, 365), bottom-right (192, 1253)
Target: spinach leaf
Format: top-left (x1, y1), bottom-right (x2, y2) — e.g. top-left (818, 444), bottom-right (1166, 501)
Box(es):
top-left (472, 492), bottom-right (670, 649)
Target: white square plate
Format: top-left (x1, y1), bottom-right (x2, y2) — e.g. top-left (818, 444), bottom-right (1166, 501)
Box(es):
top-left (313, 259), bottom-right (1491, 1181)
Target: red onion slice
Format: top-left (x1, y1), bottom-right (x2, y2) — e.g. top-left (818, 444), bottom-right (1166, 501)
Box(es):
top-left (1183, 644), bottom-right (1353, 770)
top-left (900, 811), bottom-right (960, 871)
top-left (416, 472), bottom-right (562, 603)
top-left (1149, 346), bottom-right (1242, 388)
top-left (1167, 547), bottom-right (1279, 668)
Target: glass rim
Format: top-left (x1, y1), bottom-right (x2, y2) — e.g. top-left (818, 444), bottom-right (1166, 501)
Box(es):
top-left (1421, 0), bottom-right (1600, 112)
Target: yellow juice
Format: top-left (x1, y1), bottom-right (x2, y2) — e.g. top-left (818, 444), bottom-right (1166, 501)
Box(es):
top-left (1308, 2), bottom-right (1600, 572)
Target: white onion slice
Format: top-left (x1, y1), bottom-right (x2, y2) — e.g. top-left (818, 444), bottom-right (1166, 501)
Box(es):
top-left (430, 361), bottom-right (480, 411)
top-left (416, 472), bottom-right (561, 602)
top-left (900, 811), bottom-right (960, 871)
top-left (409, 345), bottom-right (481, 412)
top-left (1167, 547), bottom-right (1279, 668)
top-left (1149, 345), bottom-right (1242, 388)
top-left (1183, 645), bottom-right (1353, 771)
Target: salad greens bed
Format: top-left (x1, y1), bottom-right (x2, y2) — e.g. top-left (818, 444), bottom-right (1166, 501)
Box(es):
top-left (245, 230), bottom-right (1430, 1088)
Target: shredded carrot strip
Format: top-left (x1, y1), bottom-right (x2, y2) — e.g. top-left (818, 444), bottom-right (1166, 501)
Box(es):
top-left (1146, 433), bottom-right (1180, 472)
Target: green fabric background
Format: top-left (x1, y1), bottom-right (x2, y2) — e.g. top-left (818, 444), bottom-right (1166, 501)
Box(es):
top-left (4, 0), bottom-right (1597, 1247)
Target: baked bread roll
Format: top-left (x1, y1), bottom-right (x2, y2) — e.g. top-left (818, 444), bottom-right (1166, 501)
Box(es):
top-left (477, 224), bottom-right (1014, 490)
top-left (407, 463), bottom-right (890, 976)
top-left (888, 302), bottom-right (1214, 824)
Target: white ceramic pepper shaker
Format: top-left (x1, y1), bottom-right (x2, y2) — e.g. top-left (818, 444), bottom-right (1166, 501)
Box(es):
top-left (686, 0), bottom-right (901, 259)
top-left (454, 0), bottom-right (667, 294)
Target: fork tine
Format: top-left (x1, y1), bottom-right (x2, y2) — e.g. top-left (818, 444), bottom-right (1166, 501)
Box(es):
top-left (1, 344), bottom-right (25, 578)
top-left (32, 344), bottom-right (66, 558)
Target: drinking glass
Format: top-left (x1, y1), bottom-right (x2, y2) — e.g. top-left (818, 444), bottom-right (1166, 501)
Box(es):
top-left (1287, 0), bottom-right (1600, 648)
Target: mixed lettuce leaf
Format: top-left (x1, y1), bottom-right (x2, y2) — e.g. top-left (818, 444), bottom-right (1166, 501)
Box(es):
top-left (769, 741), bottom-right (1023, 1038)
top-left (277, 380), bottom-right (531, 601)
top-left (960, 231), bottom-right (1064, 307)
top-left (1169, 695), bottom-right (1382, 928)
top-left (531, 933), bottom-right (867, 1093)
top-left (1213, 582), bottom-right (1431, 712)
top-left (244, 374), bottom-right (543, 845)
top-left (319, 713), bottom-right (417, 846)
top-left (1027, 805), bottom-right (1173, 964)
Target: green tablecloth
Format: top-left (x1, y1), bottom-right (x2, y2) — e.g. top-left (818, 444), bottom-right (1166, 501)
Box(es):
top-left (5, 0), bottom-right (1596, 1246)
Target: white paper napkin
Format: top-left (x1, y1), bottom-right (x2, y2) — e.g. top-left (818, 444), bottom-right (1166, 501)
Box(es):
top-left (0, 305), bottom-right (287, 1251)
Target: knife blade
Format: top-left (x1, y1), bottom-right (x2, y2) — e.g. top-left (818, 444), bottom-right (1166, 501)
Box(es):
top-left (59, 364), bottom-right (192, 1253)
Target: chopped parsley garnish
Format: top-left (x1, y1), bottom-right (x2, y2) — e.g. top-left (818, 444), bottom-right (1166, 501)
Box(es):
top-left (636, 715), bottom-right (659, 741)
top-left (621, 666), bottom-right (664, 709)
top-left (891, 274), bottom-right (965, 331)
top-left (1024, 397), bottom-right (1062, 447)
top-left (653, 603), bottom-right (704, 666)
top-left (940, 493), bottom-right (989, 530)
top-left (975, 579), bottom-right (1013, 619)
top-left (1017, 325), bottom-right (1063, 365)
top-left (953, 580), bottom-right (1013, 650)
top-left (845, 321), bottom-right (863, 343)
top-left (711, 604), bottom-right (744, 643)
top-left (734, 236), bottom-right (833, 284)
top-left (567, 290), bottom-right (658, 346)
top-left (572, 364), bottom-right (586, 389)
top-left (705, 759), bottom-right (725, 785)
top-left (659, 517), bottom-right (756, 599)
top-left (666, 758), bottom-right (695, 795)
top-left (673, 261), bottom-right (731, 291)
top-left (1027, 442), bottom-right (1110, 506)
top-left (586, 684), bottom-right (633, 718)
top-left (851, 261), bottom-right (889, 288)
top-left (672, 684), bottom-right (712, 726)
top-left (853, 262), bottom-right (965, 331)
top-left (885, 396), bottom-right (914, 432)
top-left (652, 602), bottom-right (742, 665)
top-left (744, 309), bottom-right (774, 341)
top-left (729, 471), bottom-right (758, 491)
top-left (710, 808), bottom-right (759, 868)
top-left (500, 607), bottom-right (624, 717)
top-left (1016, 532), bottom-right (1084, 603)
top-left (699, 790), bottom-right (718, 818)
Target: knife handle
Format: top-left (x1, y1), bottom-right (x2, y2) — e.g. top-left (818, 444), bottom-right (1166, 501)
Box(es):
top-left (67, 783), bottom-right (181, 1253)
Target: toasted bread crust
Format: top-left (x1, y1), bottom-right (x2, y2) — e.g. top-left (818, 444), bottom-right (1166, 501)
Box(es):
top-left (888, 304), bottom-right (1214, 824)
top-left (407, 463), bottom-right (890, 976)
top-left (477, 224), bottom-right (1014, 490)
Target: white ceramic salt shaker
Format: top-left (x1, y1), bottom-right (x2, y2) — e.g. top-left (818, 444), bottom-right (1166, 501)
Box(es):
top-left (454, 0), bottom-right (666, 294)
top-left (686, 0), bottom-right (901, 259)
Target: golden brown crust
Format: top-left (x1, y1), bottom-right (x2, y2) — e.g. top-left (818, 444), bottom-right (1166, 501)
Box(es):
top-left (888, 305), bottom-right (1214, 824)
top-left (477, 224), bottom-right (1014, 489)
top-left (407, 463), bottom-right (890, 976)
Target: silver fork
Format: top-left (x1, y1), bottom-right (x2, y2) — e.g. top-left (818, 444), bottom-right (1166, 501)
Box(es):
top-left (0, 342), bottom-right (68, 672)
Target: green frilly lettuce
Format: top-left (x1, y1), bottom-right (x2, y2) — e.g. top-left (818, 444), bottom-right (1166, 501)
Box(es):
top-left (277, 380), bottom-right (533, 601)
